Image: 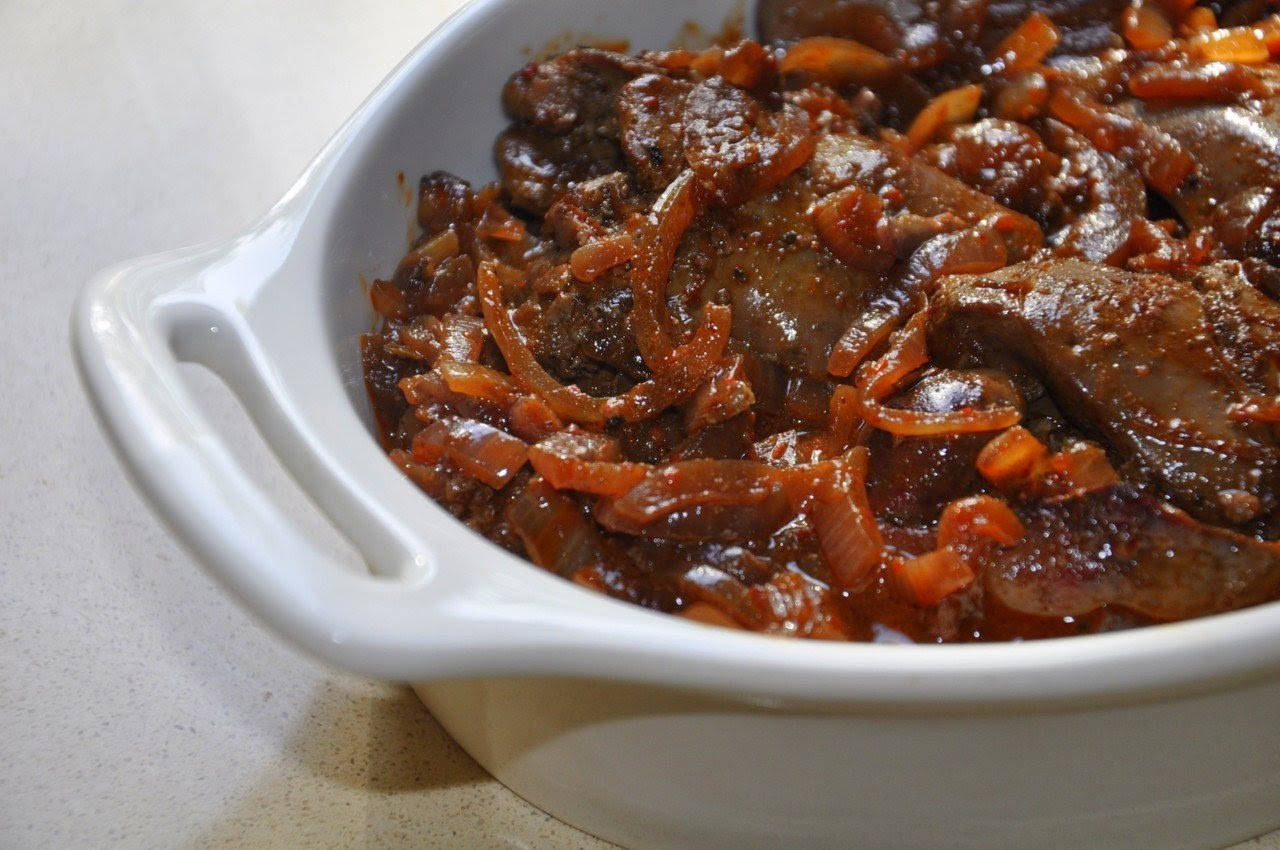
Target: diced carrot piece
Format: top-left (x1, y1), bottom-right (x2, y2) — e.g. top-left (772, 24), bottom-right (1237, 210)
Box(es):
top-left (892, 548), bottom-right (976, 606)
top-left (937, 495), bottom-right (1026, 548)
top-left (976, 426), bottom-right (1049, 488)
top-left (905, 85), bottom-right (983, 153)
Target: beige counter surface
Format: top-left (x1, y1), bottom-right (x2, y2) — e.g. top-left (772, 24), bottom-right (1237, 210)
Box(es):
top-left (1, 1), bottom-right (1277, 846)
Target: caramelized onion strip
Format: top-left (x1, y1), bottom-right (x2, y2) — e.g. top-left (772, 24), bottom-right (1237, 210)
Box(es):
top-left (477, 259), bottom-right (606, 425)
top-left (853, 387), bottom-right (1022, 436)
top-left (630, 170), bottom-right (701, 368)
top-left (603, 303), bottom-right (732, 423)
top-left (854, 310), bottom-right (931, 402)
top-left (506, 478), bottom-right (605, 577)
top-left (607, 459), bottom-right (787, 524)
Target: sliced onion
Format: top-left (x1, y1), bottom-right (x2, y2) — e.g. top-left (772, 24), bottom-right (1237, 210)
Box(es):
top-left (810, 481), bottom-right (882, 589)
top-left (993, 71), bottom-right (1050, 121)
top-left (528, 431), bottom-right (648, 497)
top-left (505, 477), bottom-right (604, 577)
top-left (436, 359), bottom-right (518, 407)
top-left (1048, 87), bottom-right (1194, 195)
top-left (602, 303), bottom-right (733, 422)
top-left (1228, 394), bottom-right (1280, 422)
top-left (437, 314), bottom-right (487, 363)
top-left (719, 40), bottom-right (773, 89)
top-left (745, 571), bottom-right (850, 639)
top-left (937, 495), bottom-right (1025, 548)
top-left (629, 170), bottom-right (701, 367)
top-left (828, 384), bottom-right (863, 449)
top-left (398, 371), bottom-right (449, 407)
top-left (475, 202), bottom-right (528, 243)
top-left (827, 297), bottom-right (907, 378)
top-left (595, 489), bottom-right (792, 542)
top-left (607, 459), bottom-right (786, 524)
top-left (1043, 440), bottom-right (1121, 496)
top-left (853, 387), bottom-right (1022, 436)
top-left (398, 228), bottom-right (461, 279)
top-left (899, 225), bottom-right (1011, 291)
top-left (507, 395), bottom-right (564, 442)
top-left (810, 184), bottom-right (894, 272)
top-left (477, 259), bottom-right (606, 425)
top-left (678, 565), bottom-right (760, 626)
top-left (1180, 6), bottom-right (1217, 35)
top-left (990, 13), bottom-right (1060, 75)
top-left (1129, 62), bottom-right (1266, 100)
top-left (411, 415), bottom-right (529, 489)
top-left (570, 232), bottom-right (636, 282)
top-left (388, 313), bottom-right (487, 365)
top-left (685, 353), bottom-right (755, 433)
top-left (854, 309), bottom-right (930, 402)
top-left (370, 279), bottom-right (409, 320)
top-left (680, 601), bottom-right (744, 629)
top-left (783, 447), bottom-right (883, 591)
top-left (389, 447), bottom-right (446, 493)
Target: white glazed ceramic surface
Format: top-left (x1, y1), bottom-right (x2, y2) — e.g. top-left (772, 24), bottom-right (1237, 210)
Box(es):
top-left (73, 0), bottom-right (1280, 846)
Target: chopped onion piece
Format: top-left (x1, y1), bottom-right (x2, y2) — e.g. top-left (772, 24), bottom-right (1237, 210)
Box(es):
top-left (1180, 6), bottom-right (1217, 35)
top-left (506, 478), bottom-right (605, 577)
top-left (411, 415), bottom-right (529, 489)
top-left (1129, 62), bottom-right (1266, 100)
top-left (508, 395), bottom-right (564, 442)
top-left (680, 602), bottom-right (744, 628)
top-left (528, 431), bottom-right (648, 497)
top-left (854, 387), bottom-right (1022, 437)
top-left (609, 459), bottom-right (785, 524)
top-left (370, 279), bottom-right (409, 320)
top-left (436, 359), bottom-right (519, 407)
top-left (1045, 441), bottom-right (1121, 496)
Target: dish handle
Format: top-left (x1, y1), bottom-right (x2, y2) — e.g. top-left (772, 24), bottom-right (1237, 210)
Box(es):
top-left (71, 228), bottom-right (533, 680)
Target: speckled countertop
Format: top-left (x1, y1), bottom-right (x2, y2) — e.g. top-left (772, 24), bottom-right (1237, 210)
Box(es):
top-left (1, 1), bottom-right (1277, 847)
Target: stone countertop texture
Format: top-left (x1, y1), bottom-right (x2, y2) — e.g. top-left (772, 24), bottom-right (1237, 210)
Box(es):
top-left (1, 1), bottom-right (1277, 847)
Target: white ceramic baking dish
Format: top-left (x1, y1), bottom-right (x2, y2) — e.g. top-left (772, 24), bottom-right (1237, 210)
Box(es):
top-left (73, 0), bottom-right (1280, 847)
